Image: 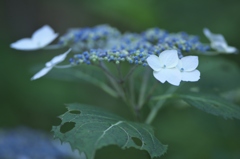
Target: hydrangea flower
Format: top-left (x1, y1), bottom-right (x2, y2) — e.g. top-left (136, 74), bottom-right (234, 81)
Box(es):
top-left (10, 25), bottom-right (58, 51)
top-left (64, 26), bottom-right (210, 66)
top-left (147, 49), bottom-right (200, 86)
top-left (31, 49), bottom-right (71, 80)
top-left (147, 50), bottom-right (181, 86)
top-left (203, 28), bottom-right (237, 53)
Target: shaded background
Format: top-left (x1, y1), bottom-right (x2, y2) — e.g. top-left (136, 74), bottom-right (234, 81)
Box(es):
top-left (1, 0), bottom-right (240, 158)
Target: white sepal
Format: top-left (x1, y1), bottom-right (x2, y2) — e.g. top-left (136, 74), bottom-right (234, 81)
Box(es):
top-left (153, 67), bottom-right (181, 86)
top-left (178, 56), bottom-right (198, 72)
top-left (31, 67), bottom-right (52, 81)
top-left (146, 55), bottom-right (162, 71)
top-left (48, 49), bottom-right (72, 66)
top-left (181, 70), bottom-right (200, 82)
top-left (159, 50), bottom-right (179, 68)
top-left (153, 70), bottom-right (166, 83)
top-left (31, 49), bottom-right (71, 80)
top-left (10, 25), bottom-right (58, 51)
top-left (203, 28), bottom-right (237, 53)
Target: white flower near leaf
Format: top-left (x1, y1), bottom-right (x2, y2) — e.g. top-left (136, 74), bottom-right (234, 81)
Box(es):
top-left (147, 50), bottom-right (200, 86)
top-left (177, 56), bottom-right (200, 82)
top-left (31, 49), bottom-right (71, 80)
top-left (147, 50), bottom-right (181, 86)
top-left (203, 28), bottom-right (237, 53)
top-left (10, 25), bottom-right (58, 51)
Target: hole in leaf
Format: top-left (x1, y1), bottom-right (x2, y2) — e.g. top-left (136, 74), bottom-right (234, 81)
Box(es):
top-left (69, 110), bottom-right (81, 114)
top-left (131, 137), bottom-right (142, 147)
top-left (60, 122), bottom-right (75, 133)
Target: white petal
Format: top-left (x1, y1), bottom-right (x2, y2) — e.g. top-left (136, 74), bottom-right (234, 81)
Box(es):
top-left (10, 25), bottom-right (58, 51)
top-left (32, 25), bottom-right (58, 47)
top-left (165, 68), bottom-right (181, 86)
top-left (159, 50), bottom-right (179, 68)
top-left (203, 28), bottom-right (237, 54)
top-left (211, 42), bottom-right (226, 52)
top-left (31, 67), bottom-right (52, 80)
top-left (179, 56), bottom-right (199, 71)
top-left (224, 46), bottom-right (237, 53)
top-left (211, 42), bottom-right (237, 53)
top-left (147, 55), bottom-right (162, 71)
top-left (181, 70), bottom-right (200, 82)
top-left (153, 68), bottom-right (181, 86)
top-left (203, 28), bottom-right (226, 44)
top-left (48, 48), bottom-right (72, 66)
top-left (153, 70), bottom-right (166, 83)
top-left (45, 61), bottom-right (52, 67)
top-left (10, 38), bottom-right (39, 50)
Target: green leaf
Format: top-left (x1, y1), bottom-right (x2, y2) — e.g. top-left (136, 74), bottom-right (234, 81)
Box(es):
top-left (32, 65), bottom-right (118, 98)
top-left (52, 103), bottom-right (167, 159)
top-left (73, 69), bottom-right (118, 98)
top-left (177, 94), bottom-right (240, 120)
top-left (194, 56), bottom-right (240, 93)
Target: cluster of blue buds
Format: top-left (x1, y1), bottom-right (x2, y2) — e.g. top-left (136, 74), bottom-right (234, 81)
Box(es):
top-left (58, 25), bottom-right (210, 66)
top-left (59, 25), bottom-right (121, 52)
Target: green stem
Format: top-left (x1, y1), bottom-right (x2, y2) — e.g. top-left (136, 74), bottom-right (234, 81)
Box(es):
top-left (145, 80), bottom-right (158, 101)
top-left (145, 86), bottom-right (178, 124)
top-left (116, 64), bottom-right (124, 82)
top-left (98, 62), bottom-right (142, 121)
top-left (54, 64), bottom-right (74, 68)
top-left (123, 65), bottom-right (138, 81)
top-left (137, 69), bottom-right (150, 109)
top-left (129, 74), bottom-right (136, 108)
top-left (98, 62), bottom-right (119, 82)
top-left (104, 70), bottom-right (126, 101)
top-left (43, 44), bottom-right (64, 50)
top-left (95, 62), bottom-right (125, 99)
top-left (74, 70), bottom-right (118, 98)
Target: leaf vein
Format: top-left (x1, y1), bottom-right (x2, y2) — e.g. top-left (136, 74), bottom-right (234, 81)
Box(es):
top-left (83, 114), bottom-right (119, 121)
top-left (95, 121), bottom-right (123, 146)
top-left (127, 123), bottom-right (144, 149)
top-left (119, 126), bottom-right (130, 148)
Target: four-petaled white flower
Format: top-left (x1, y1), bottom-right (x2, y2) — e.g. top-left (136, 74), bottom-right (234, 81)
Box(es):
top-left (10, 25), bottom-right (58, 51)
top-left (147, 50), bottom-right (200, 86)
top-left (31, 49), bottom-right (72, 80)
top-left (203, 28), bottom-right (237, 54)
top-left (147, 50), bottom-right (181, 86)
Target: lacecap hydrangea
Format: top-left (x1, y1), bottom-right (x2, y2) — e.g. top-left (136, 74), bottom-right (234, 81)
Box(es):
top-left (59, 25), bottom-right (210, 66)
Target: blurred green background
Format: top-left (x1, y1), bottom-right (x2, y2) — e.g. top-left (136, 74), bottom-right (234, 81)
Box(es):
top-left (1, 0), bottom-right (240, 158)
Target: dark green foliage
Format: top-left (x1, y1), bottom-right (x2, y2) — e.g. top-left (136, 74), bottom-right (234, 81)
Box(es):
top-left (178, 94), bottom-right (240, 120)
top-left (52, 103), bottom-right (167, 159)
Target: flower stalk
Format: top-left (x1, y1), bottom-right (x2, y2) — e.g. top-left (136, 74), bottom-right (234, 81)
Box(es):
top-left (145, 86), bottom-right (178, 124)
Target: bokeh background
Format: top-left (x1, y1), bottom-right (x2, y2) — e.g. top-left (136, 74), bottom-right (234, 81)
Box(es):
top-left (1, 0), bottom-right (240, 159)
